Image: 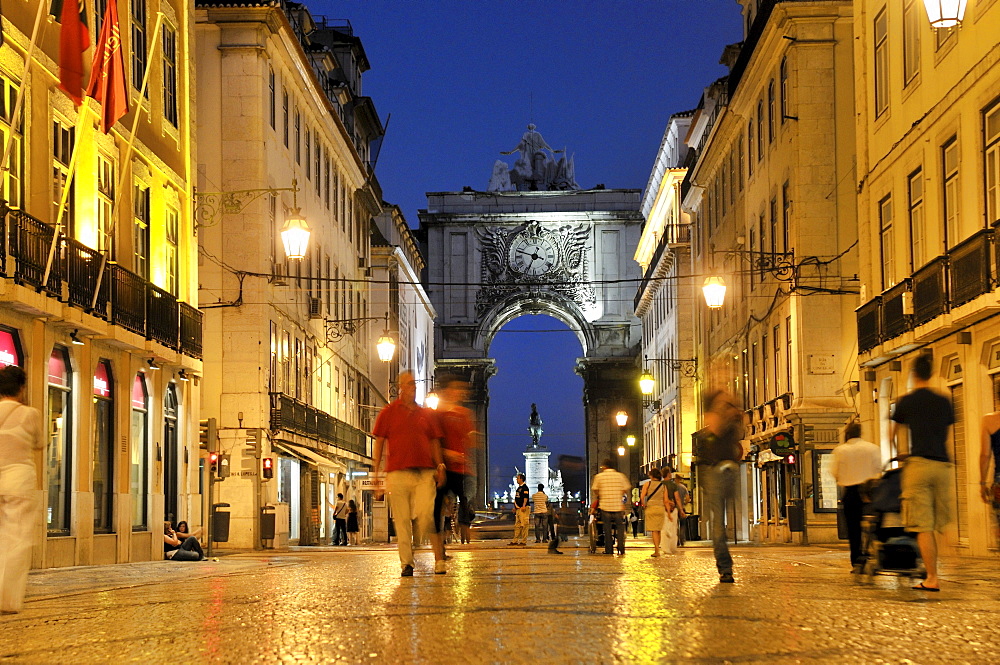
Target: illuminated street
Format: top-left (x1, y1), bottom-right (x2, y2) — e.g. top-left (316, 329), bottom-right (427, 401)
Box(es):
top-left (3, 541), bottom-right (999, 663)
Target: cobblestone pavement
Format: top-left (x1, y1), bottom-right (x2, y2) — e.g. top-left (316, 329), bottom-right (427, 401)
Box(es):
top-left (2, 539), bottom-right (999, 664)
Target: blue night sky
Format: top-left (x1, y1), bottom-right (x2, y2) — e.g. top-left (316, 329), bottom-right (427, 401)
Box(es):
top-left (321, 0), bottom-right (743, 496)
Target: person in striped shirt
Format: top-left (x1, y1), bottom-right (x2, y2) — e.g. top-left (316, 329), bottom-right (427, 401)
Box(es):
top-left (532, 485), bottom-right (549, 543)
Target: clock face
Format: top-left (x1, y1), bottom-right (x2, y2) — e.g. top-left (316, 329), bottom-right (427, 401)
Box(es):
top-left (510, 235), bottom-right (558, 276)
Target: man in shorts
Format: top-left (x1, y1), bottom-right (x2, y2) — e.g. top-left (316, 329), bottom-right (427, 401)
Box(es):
top-left (891, 353), bottom-right (954, 592)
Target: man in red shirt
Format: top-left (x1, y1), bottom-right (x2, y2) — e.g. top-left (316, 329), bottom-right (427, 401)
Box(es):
top-left (431, 377), bottom-right (476, 558)
top-left (372, 372), bottom-right (445, 577)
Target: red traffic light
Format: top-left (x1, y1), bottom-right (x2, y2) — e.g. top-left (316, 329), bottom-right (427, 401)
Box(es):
top-left (786, 453), bottom-right (797, 465)
top-left (262, 457), bottom-right (274, 480)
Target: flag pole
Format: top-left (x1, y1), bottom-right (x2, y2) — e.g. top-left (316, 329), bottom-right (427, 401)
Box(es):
top-left (89, 11), bottom-right (165, 310)
top-left (0, 0), bottom-right (51, 189)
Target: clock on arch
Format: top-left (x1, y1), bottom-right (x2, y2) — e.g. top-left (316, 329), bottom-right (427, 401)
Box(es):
top-left (509, 233), bottom-right (559, 276)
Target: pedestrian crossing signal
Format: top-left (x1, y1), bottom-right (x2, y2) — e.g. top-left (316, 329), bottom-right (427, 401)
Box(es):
top-left (262, 457), bottom-right (274, 480)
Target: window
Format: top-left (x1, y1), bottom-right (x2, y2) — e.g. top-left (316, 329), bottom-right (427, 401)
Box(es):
top-left (738, 133), bottom-right (744, 188)
top-left (748, 121), bottom-right (755, 176)
top-left (773, 325), bottom-right (781, 395)
top-left (94, 0), bottom-right (109, 35)
top-left (751, 342), bottom-right (759, 406)
top-left (908, 169), bottom-right (925, 270)
top-left (315, 145), bottom-right (322, 196)
top-left (0, 73), bottom-right (23, 208)
top-left (785, 317), bottom-right (793, 392)
top-left (324, 157), bottom-right (331, 207)
top-left (133, 183), bottom-right (150, 278)
top-left (97, 155), bottom-right (115, 256)
top-left (902, 0), bottom-right (920, 86)
top-left (282, 89), bottom-right (289, 147)
top-left (769, 197), bottom-right (778, 255)
top-left (758, 213), bottom-right (766, 281)
top-left (47, 347), bottom-right (72, 536)
top-left (294, 110), bottom-right (301, 164)
top-left (162, 25), bottom-right (178, 126)
top-left (130, 374), bottom-right (149, 531)
top-left (879, 194), bottom-right (895, 289)
top-left (762, 333), bottom-right (769, 400)
top-left (935, 25), bottom-right (956, 51)
top-left (874, 8), bottom-right (889, 117)
top-left (53, 120), bottom-right (75, 232)
top-left (305, 129), bottom-right (311, 180)
top-left (268, 67), bottom-right (276, 129)
top-left (942, 137), bottom-right (959, 247)
top-left (131, 0), bottom-right (147, 93)
top-left (768, 80), bottom-right (775, 142)
top-left (93, 361), bottom-right (114, 533)
top-left (780, 57), bottom-right (789, 123)
top-left (749, 228), bottom-right (757, 289)
top-left (165, 205), bottom-right (179, 295)
top-left (986, 103), bottom-right (1000, 225)
top-left (757, 100), bottom-right (764, 159)
top-left (781, 181), bottom-right (791, 253)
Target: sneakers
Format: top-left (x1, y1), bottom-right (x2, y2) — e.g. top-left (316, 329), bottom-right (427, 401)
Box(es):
top-left (719, 572), bottom-right (735, 583)
top-left (435, 560), bottom-right (447, 575)
top-left (401, 564), bottom-right (414, 577)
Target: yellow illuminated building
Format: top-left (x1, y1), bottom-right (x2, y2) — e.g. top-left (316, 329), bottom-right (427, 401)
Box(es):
top-left (0, 0), bottom-right (201, 567)
top-left (854, 0), bottom-right (1000, 555)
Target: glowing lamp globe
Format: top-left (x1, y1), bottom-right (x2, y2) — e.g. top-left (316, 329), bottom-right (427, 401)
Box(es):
top-left (424, 392), bottom-right (440, 410)
top-left (702, 275), bottom-right (727, 309)
top-left (626, 435), bottom-right (636, 447)
top-left (615, 410), bottom-right (628, 427)
top-left (922, 0), bottom-right (967, 28)
top-left (617, 446), bottom-right (626, 457)
top-left (376, 331), bottom-right (396, 362)
top-left (280, 210), bottom-right (311, 260)
top-left (639, 371), bottom-right (655, 395)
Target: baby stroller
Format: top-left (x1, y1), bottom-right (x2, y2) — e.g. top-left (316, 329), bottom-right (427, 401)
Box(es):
top-left (588, 511), bottom-right (626, 554)
top-left (858, 458), bottom-right (924, 582)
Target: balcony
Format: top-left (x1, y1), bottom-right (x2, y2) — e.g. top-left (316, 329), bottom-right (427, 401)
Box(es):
top-left (881, 279), bottom-right (912, 341)
top-left (949, 229), bottom-right (992, 307)
top-left (856, 296), bottom-right (881, 353)
top-left (633, 225), bottom-right (691, 310)
top-left (269, 392), bottom-right (369, 457)
top-left (912, 256), bottom-right (949, 326)
top-left (1, 207), bottom-right (203, 359)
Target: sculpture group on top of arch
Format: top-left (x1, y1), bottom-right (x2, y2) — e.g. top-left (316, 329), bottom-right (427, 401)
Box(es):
top-left (488, 124), bottom-right (580, 192)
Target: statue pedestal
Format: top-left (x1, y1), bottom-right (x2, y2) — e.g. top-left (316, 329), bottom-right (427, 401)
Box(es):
top-left (524, 448), bottom-right (552, 494)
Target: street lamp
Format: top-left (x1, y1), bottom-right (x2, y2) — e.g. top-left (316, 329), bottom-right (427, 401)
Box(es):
top-left (702, 275), bottom-right (727, 309)
top-left (923, 0), bottom-right (967, 27)
top-left (617, 446), bottom-right (626, 457)
top-left (626, 434), bottom-right (636, 447)
top-left (280, 209), bottom-right (311, 261)
top-left (615, 410), bottom-right (628, 428)
top-left (376, 326), bottom-right (397, 362)
top-left (639, 371), bottom-right (655, 396)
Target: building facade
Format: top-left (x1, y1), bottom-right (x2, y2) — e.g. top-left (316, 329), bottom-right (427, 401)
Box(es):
top-left (684, 0), bottom-right (859, 544)
top-left (0, 0), bottom-right (201, 567)
top-left (635, 111), bottom-right (699, 479)
top-left (195, 1), bottom-right (384, 548)
top-left (854, 0), bottom-right (1000, 556)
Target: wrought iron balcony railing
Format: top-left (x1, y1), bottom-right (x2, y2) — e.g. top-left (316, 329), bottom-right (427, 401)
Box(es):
top-left (881, 279), bottom-right (912, 341)
top-left (269, 392), bottom-right (369, 457)
top-left (949, 229), bottom-right (992, 307)
top-left (857, 296), bottom-right (882, 353)
top-left (1, 206), bottom-right (203, 359)
top-left (912, 256), bottom-right (949, 326)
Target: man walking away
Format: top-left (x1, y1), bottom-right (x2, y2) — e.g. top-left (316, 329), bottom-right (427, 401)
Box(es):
top-left (532, 484), bottom-right (549, 543)
top-left (673, 475), bottom-right (691, 546)
top-left (694, 390), bottom-right (745, 583)
top-left (332, 493), bottom-right (348, 546)
top-left (432, 376), bottom-right (476, 563)
top-left (591, 459), bottom-right (631, 554)
top-left (372, 372), bottom-right (446, 577)
top-left (830, 421), bottom-right (882, 573)
top-left (510, 474), bottom-right (530, 546)
top-left (891, 353), bottom-right (955, 592)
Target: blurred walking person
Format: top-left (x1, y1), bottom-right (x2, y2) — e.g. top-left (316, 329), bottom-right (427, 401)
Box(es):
top-left (694, 390), bottom-right (744, 583)
top-left (673, 475), bottom-right (691, 546)
top-left (432, 376), bottom-right (475, 562)
top-left (640, 468), bottom-right (670, 557)
top-left (661, 467), bottom-right (686, 555)
top-left (0, 366), bottom-right (44, 613)
top-left (372, 372), bottom-right (446, 577)
top-left (891, 353), bottom-right (954, 592)
top-left (591, 459), bottom-right (631, 554)
top-left (980, 395), bottom-right (1000, 539)
top-left (829, 421), bottom-right (881, 572)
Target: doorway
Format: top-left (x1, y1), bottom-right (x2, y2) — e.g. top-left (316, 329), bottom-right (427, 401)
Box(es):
top-left (163, 384), bottom-right (179, 524)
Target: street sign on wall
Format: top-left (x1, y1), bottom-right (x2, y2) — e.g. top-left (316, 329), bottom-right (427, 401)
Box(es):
top-left (359, 477), bottom-right (385, 491)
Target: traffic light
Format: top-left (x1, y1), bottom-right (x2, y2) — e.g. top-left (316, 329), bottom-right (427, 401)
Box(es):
top-left (199, 418), bottom-right (218, 451)
top-left (262, 456), bottom-right (274, 480)
top-left (785, 452), bottom-right (797, 466)
top-left (209, 451), bottom-right (220, 477)
top-left (219, 454), bottom-right (231, 479)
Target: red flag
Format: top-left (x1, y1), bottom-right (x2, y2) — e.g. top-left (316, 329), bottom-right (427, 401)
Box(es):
top-left (54, 0), bottom-right (90, 106)
top-left (86, 0), bottom-right (129, 134)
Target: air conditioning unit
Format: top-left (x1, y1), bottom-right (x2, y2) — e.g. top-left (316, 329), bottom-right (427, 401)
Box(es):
top-left (901, 291), bottom-right (913, 316)
top-left (308, 297), bottom-right (322, 319)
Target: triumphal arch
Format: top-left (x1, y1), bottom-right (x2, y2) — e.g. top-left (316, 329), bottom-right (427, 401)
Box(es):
top-left (419, 125), bottom-right (644, 504)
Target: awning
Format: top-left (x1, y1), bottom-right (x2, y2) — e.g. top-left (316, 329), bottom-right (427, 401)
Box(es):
top-left (274, 443), bottom-right (342, 472)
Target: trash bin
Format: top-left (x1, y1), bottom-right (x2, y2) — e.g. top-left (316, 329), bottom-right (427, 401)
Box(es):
top-left (787, 500), bottom-right (804, 532)
top-left (684, 514), bottom-right (700, 541)
top-left (260, 505), bottom-right (276, 541)
top-left (212, 503), bottom-right (231, 542)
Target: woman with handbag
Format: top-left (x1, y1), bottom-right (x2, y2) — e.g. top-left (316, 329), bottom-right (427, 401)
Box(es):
top-left (639, 468), bottom-right (672, 557)
top-left (0, 365), bottom-right (44, 614)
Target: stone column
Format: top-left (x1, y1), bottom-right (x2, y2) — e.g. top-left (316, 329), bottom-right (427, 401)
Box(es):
top-left (576, 358), bottom-right (642, 500)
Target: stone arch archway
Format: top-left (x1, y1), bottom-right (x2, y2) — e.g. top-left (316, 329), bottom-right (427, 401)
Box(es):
top-left (420, 133), bottom-right (646, 504)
